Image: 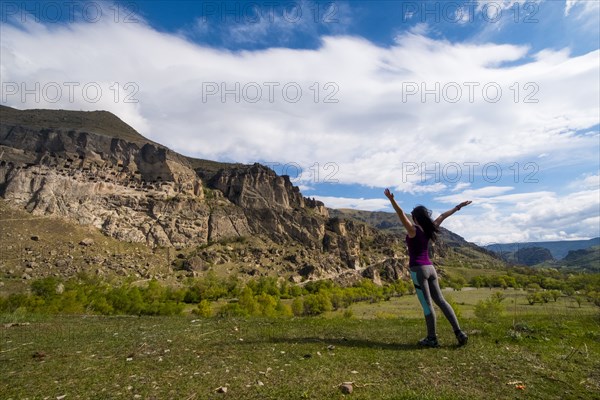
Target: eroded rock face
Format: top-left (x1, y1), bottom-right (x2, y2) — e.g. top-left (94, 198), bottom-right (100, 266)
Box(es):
top-left (209, 163), bottom-right (303, 210)
top-left (1, 109), bottom-right (216, 248)
top-left (208, 163), bottom-right (330, 247)
top-left (0, 106), bottom-right (409, 282)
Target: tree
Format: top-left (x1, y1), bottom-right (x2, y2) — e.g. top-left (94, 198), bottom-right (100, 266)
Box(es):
top-left (549, 290), bottom-right (562, 302)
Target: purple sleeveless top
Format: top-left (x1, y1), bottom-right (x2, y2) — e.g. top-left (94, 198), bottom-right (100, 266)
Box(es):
top-left (406, 226), bottom-right (432, 266)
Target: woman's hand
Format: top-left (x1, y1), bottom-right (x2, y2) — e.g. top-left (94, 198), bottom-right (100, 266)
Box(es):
top-left (384, 188), bottom-right (394, 200)
top-left (456, 200), bottom-right (472, 210)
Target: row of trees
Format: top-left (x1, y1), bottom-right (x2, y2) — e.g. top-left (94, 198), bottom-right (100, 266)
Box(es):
top-left (442, 268), bottom-right (599, 294)
top-left (1, 269), bottom-right (597, 317)
top-left (0, 274), bottom-right (414, 317)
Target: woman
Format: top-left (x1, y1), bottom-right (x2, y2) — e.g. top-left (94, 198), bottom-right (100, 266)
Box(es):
top-left (384, 188), bottom-right (471, 347)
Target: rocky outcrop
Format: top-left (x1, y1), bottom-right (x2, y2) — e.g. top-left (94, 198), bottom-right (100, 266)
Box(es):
top-left (207, 163), bottom-right (329, 247)
top-left (512, 246), bottom-right (554, 266)
top-left (1, 107), bottom-right (214, 247)
top-left (0, 106), bottom-right (412, 283)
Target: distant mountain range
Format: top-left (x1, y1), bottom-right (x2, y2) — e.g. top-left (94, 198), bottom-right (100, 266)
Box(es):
top-left (484, 238), bottom-right (600, 272)
top-left (484, 238), bottom-right (600, 260)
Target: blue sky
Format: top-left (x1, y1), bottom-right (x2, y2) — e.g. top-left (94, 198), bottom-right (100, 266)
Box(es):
top-left (1, 0), bottom-right (599, 244)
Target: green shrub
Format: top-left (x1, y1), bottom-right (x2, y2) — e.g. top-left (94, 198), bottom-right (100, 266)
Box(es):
top-left (30, 277), bottom-right (60, 299)
top-left (474, 295), bottom-right (505, 321)
top-left (291, 297), bottom-right (304, 316)
top-left (302, 293), bottom-right (332, 316)
top-left (256, 293), bottom-right (278, 317)
top-left (238, 287), bottom-right (260, 316)
top-left (445, 295), bottom-right (462, 319)
top-left (218, 303), bottom-right (249, 317)
top-left (275, 300), bottom-right (293, 317)
top-left (192, 299), bottom-right (213, 317)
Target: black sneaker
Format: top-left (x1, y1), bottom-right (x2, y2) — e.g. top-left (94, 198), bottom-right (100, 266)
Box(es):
top-left (418, 336), bottom-right (439, 347)
top-left (456, 330), bottom-right (468, 346)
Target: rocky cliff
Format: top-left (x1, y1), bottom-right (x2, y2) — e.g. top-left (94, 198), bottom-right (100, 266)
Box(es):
top-left (0, 106), bottom-right (410, 283)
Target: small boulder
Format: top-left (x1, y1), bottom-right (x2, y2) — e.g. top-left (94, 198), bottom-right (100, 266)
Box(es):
top-left (340, 382), bottom-right (353, 394)
top-left (215, 386), bottom-right (228, 393)
top-left (79, 238), bottom-right (94, 246)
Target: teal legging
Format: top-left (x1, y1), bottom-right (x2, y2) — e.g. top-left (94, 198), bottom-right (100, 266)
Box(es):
top-left (410, 265), bottom-right (461, 338)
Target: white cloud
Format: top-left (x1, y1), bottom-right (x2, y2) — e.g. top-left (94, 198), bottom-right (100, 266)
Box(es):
top-left (568, 173), bottom-right (600, 190)
top-left (409, 23), bottom-right (429, 35)
top-left (1, 16), bottom-right (597, 194)
top-left (297, 184), bottom-right (315, 192)
top-left (183, 0), bottom-right (352, 46)
top-left (313, 196), bottom-right (390, 211)
top-left (436, 186), bottom-right (515, 203)
top-left (475, 0), bottom-right (525, 12)
top-left (437, 187), bottom-right (600, 243)
top-left (0, 5), bottom-right (598, 242)
top-left (394, 182), bottom-right (447, 195)
top-left (452, 182), bottom-right (471, 192)
top-left (565, 0), bottom-right (600, 17)
top-left (564, 0), bottom-right (600, 35)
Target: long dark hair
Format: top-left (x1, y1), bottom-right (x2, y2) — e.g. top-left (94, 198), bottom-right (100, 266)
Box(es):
top-left (411, 205), bottom-right (439, 242)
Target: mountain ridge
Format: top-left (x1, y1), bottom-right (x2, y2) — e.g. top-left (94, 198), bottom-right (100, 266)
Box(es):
top-left (484, 237), bottom-right (600, 260)
top-left (0, 106), bottom-right (505, 283)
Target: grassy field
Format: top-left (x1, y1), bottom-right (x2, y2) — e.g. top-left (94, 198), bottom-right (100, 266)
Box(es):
top-left (1, 289), bottom-right (599, 400)
top-left (332, 287), bottom-right (598, 319)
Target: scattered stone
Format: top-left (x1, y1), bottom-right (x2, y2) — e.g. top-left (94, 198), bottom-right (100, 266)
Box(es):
top-left (4, 322), bottom-right (30, 328)
top-left (56, 283), bottom-right (65, 294)
top-left (340, 382), bottom-right (353, 394)
top-left (79, 238), bottom-right (94, 246)
top-left (215, 386), bottom-right (228, 393)
top-left (183, 256), bottom-right (206, 272)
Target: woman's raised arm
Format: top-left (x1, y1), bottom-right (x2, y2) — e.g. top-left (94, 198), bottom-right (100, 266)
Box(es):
top-left (384, 188), bottom-right (416, 237)
top-left (434, 200), bottom-right (472, 227)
